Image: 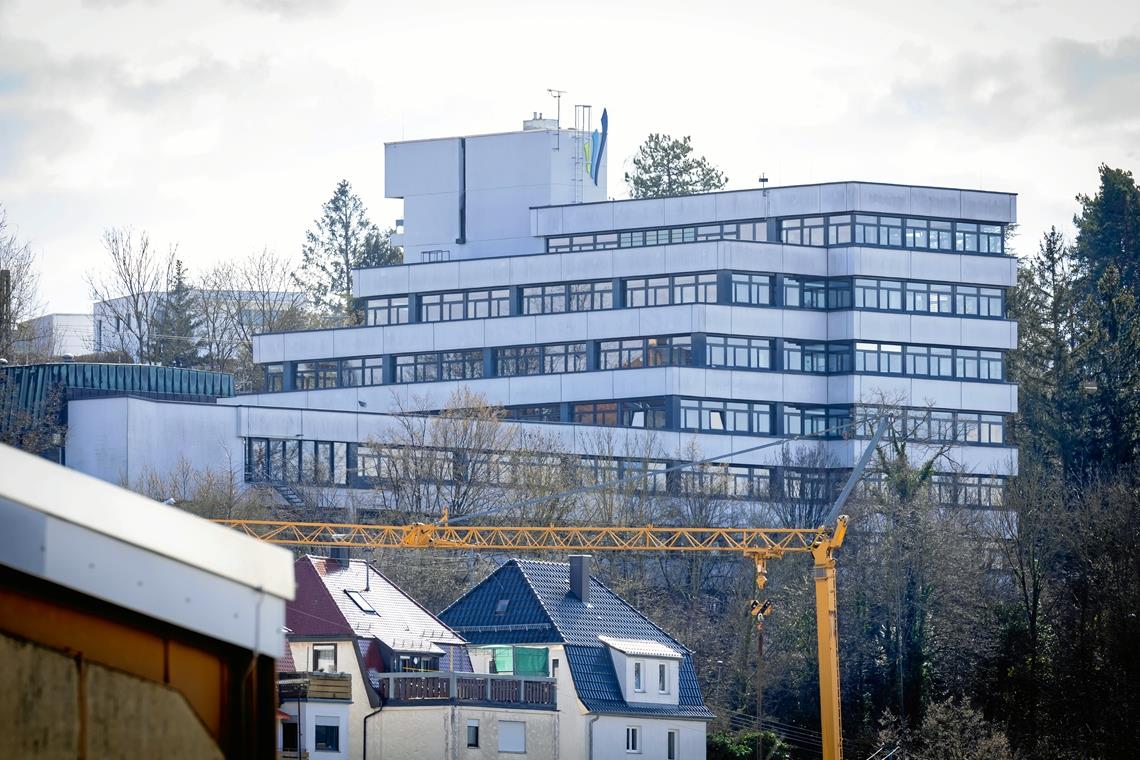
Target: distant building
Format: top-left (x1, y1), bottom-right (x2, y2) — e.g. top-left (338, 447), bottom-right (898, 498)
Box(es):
top-left (11, 312), bottom-right (94, 359)
top-left (0, 443), bottom-right (294, 759)
top-left (59, 112), bottom-right (1018, 517)
top-left (440, 555), bottom-right (713, 760)
top-left (93, 287), bottom-right (304, 359)
top-left (286, 554), bottom-right (558, 760)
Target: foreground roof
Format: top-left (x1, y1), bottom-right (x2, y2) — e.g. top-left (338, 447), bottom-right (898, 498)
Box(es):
top-left (440, 558), bottom-right (713, 719)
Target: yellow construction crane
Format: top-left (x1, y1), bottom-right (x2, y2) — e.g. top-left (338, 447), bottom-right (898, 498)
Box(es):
top-left (214, 517), bottom-right (848, 759)
top-left (214, 417), bottom-right (890, 760)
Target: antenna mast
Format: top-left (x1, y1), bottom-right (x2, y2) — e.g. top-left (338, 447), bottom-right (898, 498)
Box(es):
top-left (547, 88), bottom-right (566, 150)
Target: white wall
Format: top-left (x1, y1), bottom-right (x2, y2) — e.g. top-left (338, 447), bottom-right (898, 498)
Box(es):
top-left (591, 715), bottom-right (705, 760)
top-left (280, 699), bottom-right (351, 760)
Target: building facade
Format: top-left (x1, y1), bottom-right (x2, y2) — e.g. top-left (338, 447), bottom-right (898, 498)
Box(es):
top-left (63, 116), bottom-right (1018, 516)
top-left (10, 312), bottom-right (94, 360)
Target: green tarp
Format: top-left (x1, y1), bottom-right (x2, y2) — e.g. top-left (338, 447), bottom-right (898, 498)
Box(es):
top-left (489, 646), bottom-right (548, 676)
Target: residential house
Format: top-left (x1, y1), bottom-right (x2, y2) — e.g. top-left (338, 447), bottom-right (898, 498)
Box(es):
top-left (286, 554), bottom-right (558, 760)
top-left (439, 555), bottom-right (714, 760)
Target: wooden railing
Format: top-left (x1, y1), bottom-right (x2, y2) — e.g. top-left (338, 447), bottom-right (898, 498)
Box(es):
top-left (378, 672), bottom-right (556, 709)
top-left (278, 672), bottom-right (352, 702)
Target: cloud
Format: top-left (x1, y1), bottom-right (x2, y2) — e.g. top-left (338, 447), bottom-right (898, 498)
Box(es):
top-left (225, 0), bottom-right (349, 17)
top-left (877, 35), bottom-right (1140, 141)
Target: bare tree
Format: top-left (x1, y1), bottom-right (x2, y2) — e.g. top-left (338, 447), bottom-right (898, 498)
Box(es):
top-left (206, 248), bottom-right (309, 389)
top-left (0, 205), bottom-right (42, 358)
top-left (86, 228), bottom-right (175, 363)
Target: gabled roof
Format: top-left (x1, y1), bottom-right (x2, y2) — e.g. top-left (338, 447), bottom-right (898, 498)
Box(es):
top-left (289, 556), bottom-right (464, 654)
top-left (439, 559), bottom-right (713, 720)
top-left (598, 636), bottom-right (682, 659)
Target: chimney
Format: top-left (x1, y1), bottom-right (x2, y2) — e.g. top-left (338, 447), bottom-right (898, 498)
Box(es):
top-left (569, 555), bottom-right (591, 603)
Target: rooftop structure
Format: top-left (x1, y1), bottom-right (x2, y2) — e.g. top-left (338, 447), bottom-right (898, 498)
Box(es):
top-left (0, 442), bottom-right (294, 758)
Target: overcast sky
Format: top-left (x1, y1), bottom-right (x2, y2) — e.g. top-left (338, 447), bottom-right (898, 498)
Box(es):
top-left (2, 0), bottom-right (1139, 312)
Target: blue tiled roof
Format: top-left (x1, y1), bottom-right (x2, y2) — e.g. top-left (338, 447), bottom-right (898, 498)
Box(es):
top-left (439, 559), bottom-right (713, 720)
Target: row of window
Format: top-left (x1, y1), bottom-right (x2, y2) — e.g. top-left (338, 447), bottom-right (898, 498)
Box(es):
top-left (362, 270), bottom-right (1006, 327)
top-left (243, 436), bottom-right (1008, 507)
top-left (544, 213), bottom-right (1006, 255)
top-left (624, 725), bottom-right (681, 758)
top-left (782, 214), bottom-right (1005, 254)
top-left (504, 397), bottom-right (1007, 443)
top-left (266, 334), bottom-right (1007, 391)
top-left (546, 219), bottom-right (768, 253)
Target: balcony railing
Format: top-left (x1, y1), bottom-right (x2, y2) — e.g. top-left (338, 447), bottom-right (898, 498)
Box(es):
top-left (278, 672), bottom-right (352, 702)
top-left (378, 672), bottom-right (556, 710)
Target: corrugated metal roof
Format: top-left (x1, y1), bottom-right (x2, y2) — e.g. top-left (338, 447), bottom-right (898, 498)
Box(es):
top-left (439, 559), bottom-right (712, 720)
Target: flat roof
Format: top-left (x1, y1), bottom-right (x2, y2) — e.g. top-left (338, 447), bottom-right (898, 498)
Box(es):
top-left (531, 179), bottom-right (1017, 210)
top-left (385, 126), bottom-right (584, 147)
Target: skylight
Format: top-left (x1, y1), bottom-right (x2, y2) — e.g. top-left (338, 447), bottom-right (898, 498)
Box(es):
top-left (346, 590), bottom-right (376, 614)
top-left (494, 598), bottom-right (510, 615)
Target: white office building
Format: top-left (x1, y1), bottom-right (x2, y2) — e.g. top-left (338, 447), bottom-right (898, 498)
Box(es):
top-left (66, 113), bottom-right (1017, 514)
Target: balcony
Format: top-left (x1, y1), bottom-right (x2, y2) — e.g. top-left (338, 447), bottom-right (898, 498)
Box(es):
top-left (278, 672), bottom-right (352, 702)
top-left (378, 672), bottom-right (556, 710)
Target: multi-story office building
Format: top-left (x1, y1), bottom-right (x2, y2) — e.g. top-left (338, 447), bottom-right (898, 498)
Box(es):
top-left (65, 115), bottom-right (1018, 515)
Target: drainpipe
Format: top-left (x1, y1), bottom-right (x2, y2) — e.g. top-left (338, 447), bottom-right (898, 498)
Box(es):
top-left (362, 705), bottom-right (383, 760)
top-left (587, 714), bottom-right (600, 760)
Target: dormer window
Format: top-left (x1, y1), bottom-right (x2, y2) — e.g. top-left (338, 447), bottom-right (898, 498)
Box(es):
top-left (633, 661), bottom-right (644, 692)
top-left (659, 663), bottom-right (668, 693)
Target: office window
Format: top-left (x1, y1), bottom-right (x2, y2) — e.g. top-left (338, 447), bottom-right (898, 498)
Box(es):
top-left (647, 335), bottom-right (692, 366)
top-left (599, 339), bottom-right (646, 370)
top-left (668, 729), bottom-right (679, 760)
top-left (522, 284), bottom-right (568, 314)
top-left (441, 350), bottom-right (483, 380)
top-left (312, 644), bottom-right (336, 673)
top-left (855, 342), bottom-right (903, 374)
top-left (496, 346), bottom-right (542, 377)
top-left (672, 273), bottom-right (718, 304)
top-left (467, 719), bottom-right (480, 748)
top-left (314, 721), bottom-right (339, 751)
top-left (854, 278), bottom-right (904, 310)
top-left (731, 272), bottom-right (773, 305)
top-left (340, 357), bottom-right (383, 387)
top-left (622, 399), bottom-right (668, 429)
top-left (545, 342), bottom-right (588, 374)
top-left (905, 218), bottom-right (929, 249)
top-left (626, 726), bottom-right (642, 753)
top-left (955, 222), bottom-right (980, 253)
top-left (295, 361), bottom-right (339, 390)
top-left (956, 349), bottom-right (1003, 380)
top-left (625, 276), bottom-right (671, 308)
top-left (930, 220), bottom-right (954, 250)
top-left (828, 279), bottom-right (853, 309)
top-left (956, 285), bottom-right (1003, 317)
top-left (784, 406), bottom-right (848, 437)
top-left (365, 295), bottom-right (409, 326)
top-left (499, 721), bottom-right (526, 753)
top-left (781, 216), bottom-right (825, 246)
top-left (828, 214), bottom-right (853, 245)
top-left (658, 663), bottom-right (668, 693)
top-left (679, 399), bottom-right (768, 434)
top-left (979, 224), bottom-right (1004, 254)
top-left (420, 291), bottom-right (465, 322)
top-left (905, 345), bottom-right (954, 377)
top-left (902, 281), bottom-right (951, 313)
top-left (706, 335), bottom-right (772, 370)
top-left (573, 402), bottom-right (619, 427)
top-left (783, 277), bottom-right (827, 309)
top-left (784, 341), bottom-right (828, 373)
top-left (395, 352), bottom-right (439, 383)
top-left (264, 363), bottom-right (284, 392)
top-left (466, 288), bottom-right (511, 319)
top-left (571, 281), bottom-right (614, 311)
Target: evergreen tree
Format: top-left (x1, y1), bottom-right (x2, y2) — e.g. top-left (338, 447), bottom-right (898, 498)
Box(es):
top-left (1007, 228), bottom-right (1086, 475)
top-left (1073, 165), bottom-right (1140, 295)
top-left (295, 180), bottom-right (399, 321)
top-left (1081, 264), bottom-right (1140, 469)
top-left (154, 259), bottom-right (200, 368)
top-left (625, 134), bottom-right (727, 199)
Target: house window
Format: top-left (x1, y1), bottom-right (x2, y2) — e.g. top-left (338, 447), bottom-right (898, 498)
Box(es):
top-left (314, 720), bottom-right (340, 751)
top-left (633, 661), bottom-right (644, 692)
top-left (312, 644), bottom-right (336, 673)
top-left (658, 663), bottom-right (668, 693)
top-left (668, 729), bottom-right (679, 759)
top-left (499, 721), bottom-right (526, 753)
top-left (626, 726), bottom-right (642, 753)
top-left (282, 722), bottom-right (298, 751)
top-left (467, 719), bottom-right (480, 748)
